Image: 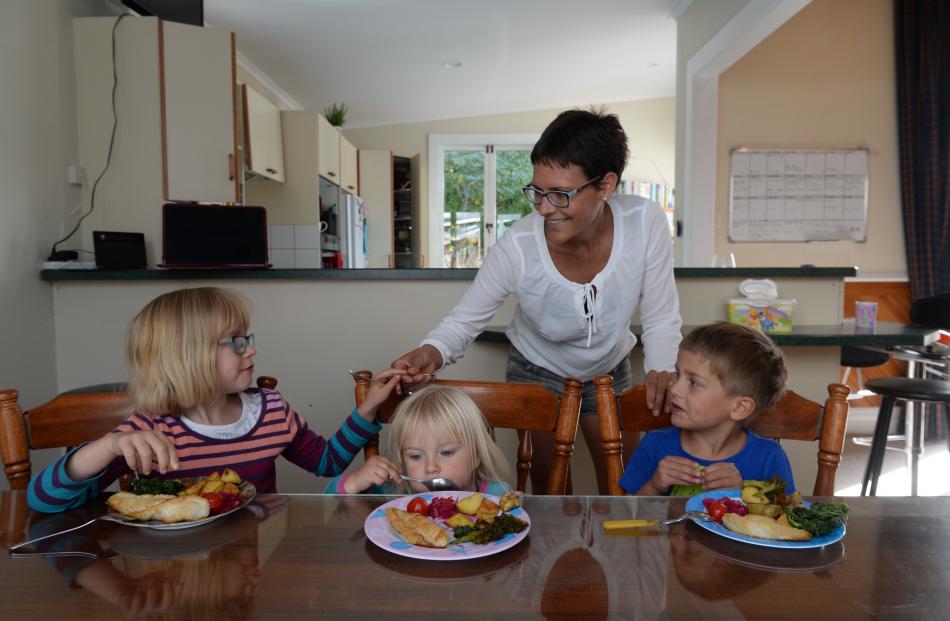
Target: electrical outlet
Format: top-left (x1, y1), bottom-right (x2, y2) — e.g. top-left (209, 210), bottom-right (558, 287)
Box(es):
top-left (67, 164), bottom-right (86, 185)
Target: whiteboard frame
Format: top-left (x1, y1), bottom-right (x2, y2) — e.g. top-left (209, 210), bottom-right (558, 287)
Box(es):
top-left (728, 147), bottom-right (869, 243)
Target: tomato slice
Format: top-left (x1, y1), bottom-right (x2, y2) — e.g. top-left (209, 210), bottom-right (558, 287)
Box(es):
top-left (407, 497), bottom-right (429, 516)
top-left (202, 492), bottom-right (225, 515)
top-left (706, 501), bottom-right (727, 522)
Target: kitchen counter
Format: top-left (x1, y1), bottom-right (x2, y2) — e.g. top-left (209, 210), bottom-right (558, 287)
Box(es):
top-left (477, 320), bottom-right (939, 347)
top-left (40, 266), bottom-right (856, 282)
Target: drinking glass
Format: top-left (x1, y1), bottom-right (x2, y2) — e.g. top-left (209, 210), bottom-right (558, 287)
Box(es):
top-left (711, 253), bottom-right (736, 268)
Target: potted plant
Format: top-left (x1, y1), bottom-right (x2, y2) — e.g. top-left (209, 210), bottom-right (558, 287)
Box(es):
top-left (324, 102), bottom-right (347, 127)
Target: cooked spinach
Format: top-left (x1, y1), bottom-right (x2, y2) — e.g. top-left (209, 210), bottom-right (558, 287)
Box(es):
top-left (784, 502), bottom-right (849, 536)
top-left (130, 477), bottom-right (183, 496)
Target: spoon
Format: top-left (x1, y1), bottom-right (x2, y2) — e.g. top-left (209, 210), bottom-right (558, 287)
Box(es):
top-left (347, 370), bottom-right (435, 383)
top-left (397, 474), bottom-right (459, 492)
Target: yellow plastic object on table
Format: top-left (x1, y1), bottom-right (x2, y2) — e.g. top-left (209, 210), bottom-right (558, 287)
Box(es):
top-left (602, 519), bottom-right (660, 530)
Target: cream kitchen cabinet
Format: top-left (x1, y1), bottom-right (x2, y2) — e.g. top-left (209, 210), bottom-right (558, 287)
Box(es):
top-left (317, 114), bottom-right (341, 183)
top-left (358, 150), bottom-right (393, 267)
top-left (73, 17), bottom-right (238, 264)
top-left (339, 135), bottom-right (358, 195)
top-left (246, 111), bottom-right (335, 229)
top-left (242, 84), bottom-right (285, 183)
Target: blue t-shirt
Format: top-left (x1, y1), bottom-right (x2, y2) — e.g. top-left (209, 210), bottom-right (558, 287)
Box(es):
top-left (618, 427), bottom-right (796, 495)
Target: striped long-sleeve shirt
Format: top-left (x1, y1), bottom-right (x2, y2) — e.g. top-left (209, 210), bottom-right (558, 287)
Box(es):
top-left (28, 388), bottom-right (381, 513)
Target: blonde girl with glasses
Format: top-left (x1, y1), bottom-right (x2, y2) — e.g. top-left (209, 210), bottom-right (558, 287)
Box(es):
top-left (29, 287), bottom-right (404, 513)
top-left (392, 107), bottom-right (682, 495)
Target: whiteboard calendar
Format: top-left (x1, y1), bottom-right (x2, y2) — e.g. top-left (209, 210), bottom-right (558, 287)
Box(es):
top-left (728, 148), bottom-right (868, 242)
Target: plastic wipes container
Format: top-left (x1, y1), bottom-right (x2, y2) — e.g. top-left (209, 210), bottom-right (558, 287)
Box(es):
top-left (727, 298), bottom-right (797, 334)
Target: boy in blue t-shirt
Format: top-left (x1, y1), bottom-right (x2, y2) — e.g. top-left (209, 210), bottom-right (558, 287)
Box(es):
top-left (620, 322), bottom-right (796, 495)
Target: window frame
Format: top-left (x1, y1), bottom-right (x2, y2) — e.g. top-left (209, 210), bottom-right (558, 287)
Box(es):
top-left (427, 133), bottom-right (539, 267)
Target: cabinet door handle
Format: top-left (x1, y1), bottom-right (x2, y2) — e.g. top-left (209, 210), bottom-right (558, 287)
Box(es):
top-left (327, 171), bottom-right (336, 177)
top-left (266, 168), bottom-right (278, 174)
top-left (347, 185), bottom-right (355, 190)
top-left (419, 254), bottom-right (425, 268)
top-left (228, 153), bottom-right (235, 181)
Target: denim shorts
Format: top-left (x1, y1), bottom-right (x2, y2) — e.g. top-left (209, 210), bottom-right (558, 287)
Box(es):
top-left (505, 347), bottom-right (634, 416)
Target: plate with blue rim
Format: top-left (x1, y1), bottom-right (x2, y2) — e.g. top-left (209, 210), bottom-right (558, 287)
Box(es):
top-left (685, 489), bottom-right (846, 549)
top-left (364, 491), bottom-right (530, 560)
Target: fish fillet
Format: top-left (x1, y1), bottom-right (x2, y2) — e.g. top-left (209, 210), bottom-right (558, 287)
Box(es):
top-left (722, 513), bottom-right (812, 541)
top-left (385, 508), bottom-right (449, 548)
top-left (108, 492), bottom-right (211, 524)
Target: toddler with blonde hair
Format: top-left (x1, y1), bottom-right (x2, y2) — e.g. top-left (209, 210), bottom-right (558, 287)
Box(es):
top-left (327, 385), bottom-right (513, 495)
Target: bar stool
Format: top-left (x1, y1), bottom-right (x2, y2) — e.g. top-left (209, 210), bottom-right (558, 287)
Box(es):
top-left (860, 377), bottom-right (950, 496)
top-left (841, 346), bottom-right (890, 399)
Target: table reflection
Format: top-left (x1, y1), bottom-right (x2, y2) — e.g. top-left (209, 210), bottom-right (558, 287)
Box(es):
top-left (13, 496), bottom-right (288, 619)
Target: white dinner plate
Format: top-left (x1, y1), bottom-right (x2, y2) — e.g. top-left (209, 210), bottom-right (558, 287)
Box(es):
top-left (102, 481), bottom-right (256, 530)
top-left (364, 491), bottom-right (530, 561)
top-left (685, 489), bottom-right (846, 549)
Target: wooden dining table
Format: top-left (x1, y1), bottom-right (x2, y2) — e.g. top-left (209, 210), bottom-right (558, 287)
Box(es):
top-left (2, 490), bottom-right (948, 619)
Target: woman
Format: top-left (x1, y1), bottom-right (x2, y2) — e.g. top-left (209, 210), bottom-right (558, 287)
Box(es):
top-left (393, 108), bottom-right (682, 494)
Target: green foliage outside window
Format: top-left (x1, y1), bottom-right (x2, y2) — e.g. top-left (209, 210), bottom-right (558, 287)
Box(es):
top-left (443, 149), bottom-right (533, 267)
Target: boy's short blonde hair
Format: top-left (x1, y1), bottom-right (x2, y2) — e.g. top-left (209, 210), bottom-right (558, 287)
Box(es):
top-left (127, 287), bottom-right (250, 414)
top-left (680, 322), bottom-right (787, 418)
top-left (386, 385), bottom-right (511, 492)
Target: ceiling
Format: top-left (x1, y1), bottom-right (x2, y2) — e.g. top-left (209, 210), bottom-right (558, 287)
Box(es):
top-left (204, 0), bottom-right (678, 128)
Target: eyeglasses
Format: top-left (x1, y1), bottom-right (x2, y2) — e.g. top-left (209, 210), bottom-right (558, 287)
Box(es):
top-left (218, 334), bottom-right (255, 355)
top-left (522, 175), bottom-right (603, 209)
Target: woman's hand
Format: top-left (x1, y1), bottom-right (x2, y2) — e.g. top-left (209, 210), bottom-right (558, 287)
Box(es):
top-left (644, 369), bottom-right (676, 417)
top-left (109, 429), bottom-right (179, 475)
top-left (700, 462), bottom-right (742, 491)
top-left (391, 344), bottom-right (442, 394)
top-left (356, 368), bottom-right (407, 419)
top-left (343, 455), bottom-right (402, 494)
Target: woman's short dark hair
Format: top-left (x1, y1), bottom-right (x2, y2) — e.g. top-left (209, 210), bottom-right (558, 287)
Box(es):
top-left (530, 107), bottom-right (629, 188)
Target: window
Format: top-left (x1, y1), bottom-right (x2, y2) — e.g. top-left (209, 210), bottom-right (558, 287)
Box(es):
top-left (429, 134), bottom-right (539, 267)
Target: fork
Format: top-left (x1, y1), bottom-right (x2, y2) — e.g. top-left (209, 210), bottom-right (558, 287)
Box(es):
top-left (8, 517), bottom-right (106, 557)
top-left (602, 511), bottom-right (713, 531)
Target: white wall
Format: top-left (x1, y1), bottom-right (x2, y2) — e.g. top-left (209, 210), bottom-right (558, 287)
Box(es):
top-left (674, 0), bottom-right (752, 265)
top-left (715, 0), bottom-right (902, 275)
top-left (0, 0), bottom-right (116, 489)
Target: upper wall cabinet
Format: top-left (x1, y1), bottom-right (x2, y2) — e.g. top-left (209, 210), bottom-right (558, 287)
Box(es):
top-left (339, 134), bottom-right (358, 195)
top-left (161, 21), bottom-right (238, 201)
top-left (73, 17), bottom-right (238, 264)
top-left (242, 84), bottom-right (285, 183)
top-left (317, 114), bottom-right (341, 182)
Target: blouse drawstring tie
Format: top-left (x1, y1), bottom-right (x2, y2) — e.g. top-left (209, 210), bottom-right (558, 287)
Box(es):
top-left (582, 283), bottom-right (597, 347)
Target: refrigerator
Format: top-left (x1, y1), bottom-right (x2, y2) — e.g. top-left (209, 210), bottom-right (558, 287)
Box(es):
top-left (341, 192), bottom-right (367, 268)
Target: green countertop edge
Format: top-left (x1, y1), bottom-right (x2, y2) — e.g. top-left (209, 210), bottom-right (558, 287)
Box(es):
top-left (476, 322), bottom-right (938, 347)
top-left (41, 266), bottom-right (857, 282)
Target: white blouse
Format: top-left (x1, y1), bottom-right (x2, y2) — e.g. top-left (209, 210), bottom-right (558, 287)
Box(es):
top-left (421, 194), bottom-right (682, 381)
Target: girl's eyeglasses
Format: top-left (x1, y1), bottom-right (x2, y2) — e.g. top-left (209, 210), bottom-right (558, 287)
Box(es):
top-left (219, 334), bottom-right (255, 355)
top-left (522, 175), bottom-right (603, 209)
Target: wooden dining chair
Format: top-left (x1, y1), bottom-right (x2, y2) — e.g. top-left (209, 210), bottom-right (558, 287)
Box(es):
top-left (352, 373), bottom-right (583, 494)
top-left (593, 376), bottom-right (851, 496)
top-left (0, 376), bottom-right (279, 491)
